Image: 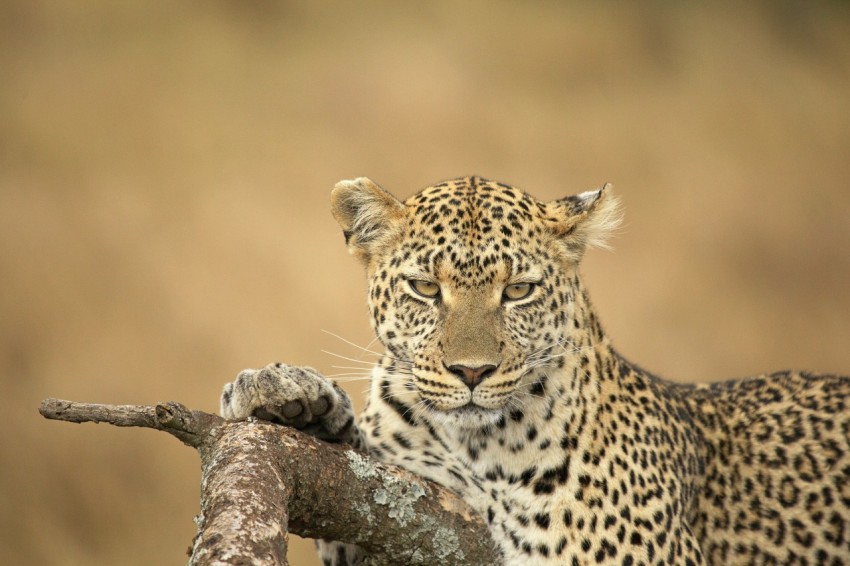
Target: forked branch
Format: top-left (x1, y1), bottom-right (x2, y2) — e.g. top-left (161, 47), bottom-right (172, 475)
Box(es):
top-left (38, 398), bottom-right (499, 566)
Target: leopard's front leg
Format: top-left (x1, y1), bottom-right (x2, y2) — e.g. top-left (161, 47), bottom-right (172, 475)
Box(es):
top-left (220, 362), bottom-right (367, 565)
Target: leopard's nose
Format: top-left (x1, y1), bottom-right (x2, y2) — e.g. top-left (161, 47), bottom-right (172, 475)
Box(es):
top-left (445, 363), bottom-right (499, 391)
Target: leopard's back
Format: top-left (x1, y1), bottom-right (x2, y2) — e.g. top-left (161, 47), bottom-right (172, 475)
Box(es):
top-left (685, 371), bottom-right (850, 563)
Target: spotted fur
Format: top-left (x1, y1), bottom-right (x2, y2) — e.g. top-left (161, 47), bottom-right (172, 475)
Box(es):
top-left (222, 176), bottom-right (850, 565)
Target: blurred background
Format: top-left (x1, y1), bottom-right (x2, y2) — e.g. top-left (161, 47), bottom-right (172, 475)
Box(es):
top-left (2, 1), bottom-right (849, 564)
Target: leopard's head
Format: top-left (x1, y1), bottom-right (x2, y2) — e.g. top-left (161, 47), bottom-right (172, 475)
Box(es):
top-left (331, 177), bottom-right (619, 429)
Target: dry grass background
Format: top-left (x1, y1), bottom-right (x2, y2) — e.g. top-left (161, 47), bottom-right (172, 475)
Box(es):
top-left (2, 1), bottom-right (849, 564)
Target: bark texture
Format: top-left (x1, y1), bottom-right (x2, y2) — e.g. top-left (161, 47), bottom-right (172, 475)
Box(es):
top-left (38, 398), bottom-right (499, 566)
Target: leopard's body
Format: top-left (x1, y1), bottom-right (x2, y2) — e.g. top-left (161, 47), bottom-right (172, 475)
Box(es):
top-left (222, 177), bottom-right (850, 565)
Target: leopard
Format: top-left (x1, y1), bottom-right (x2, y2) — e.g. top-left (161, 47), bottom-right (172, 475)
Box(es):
top-left (221, 176), bottom-right (850, 565)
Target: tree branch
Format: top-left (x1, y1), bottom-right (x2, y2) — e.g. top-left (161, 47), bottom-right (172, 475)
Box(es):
top-left (38, 398), bottom-right (217, 447)
top-left (38, 398), bottom-right (499, 566)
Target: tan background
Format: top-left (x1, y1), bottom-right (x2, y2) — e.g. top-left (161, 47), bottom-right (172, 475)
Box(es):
top-left (2, 1), bottom-right (850, 564)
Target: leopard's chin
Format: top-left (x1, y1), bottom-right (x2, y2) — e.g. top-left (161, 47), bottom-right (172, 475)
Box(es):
top-left (429, 403), bottom-right (504, 430)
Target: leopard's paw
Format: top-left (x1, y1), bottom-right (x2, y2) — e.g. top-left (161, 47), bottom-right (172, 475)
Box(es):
top-left (220, 363), bottom-right (357, 444)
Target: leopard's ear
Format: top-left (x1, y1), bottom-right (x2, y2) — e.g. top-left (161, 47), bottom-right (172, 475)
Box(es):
top-left (331, 177), bottom-right (406, 265)
top-left (544, 183), bottom-right (622, 261)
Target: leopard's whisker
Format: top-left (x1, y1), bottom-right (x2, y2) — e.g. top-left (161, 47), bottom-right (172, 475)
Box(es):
top-left (321, 329), bottom-right (384, 357)
top-left (325, 371), bottom-right (373, 378)
top-left (322, 350), bottom-right (382, 366)
top-left (330, 364), bottom-right (381, 372)
top-left (322, 329), bottom-right (414, 366)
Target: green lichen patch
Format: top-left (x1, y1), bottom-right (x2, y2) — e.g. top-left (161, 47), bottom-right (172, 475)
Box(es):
top-left (371, 478), bottom-right (426, 527)
top-left (346, 450), bottom-right (379, 480)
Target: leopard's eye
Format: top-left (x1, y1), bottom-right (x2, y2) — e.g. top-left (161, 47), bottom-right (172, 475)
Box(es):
top-left (409, 279), bottom-right (441, 299)
top-left (503, 282), bottom-right (535, 301)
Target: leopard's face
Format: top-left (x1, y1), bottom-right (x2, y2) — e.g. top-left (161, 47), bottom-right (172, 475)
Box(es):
top-left (369, 184), bottom-right (577, 428)
top-left (332, 177), bottom-right (619, 429)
